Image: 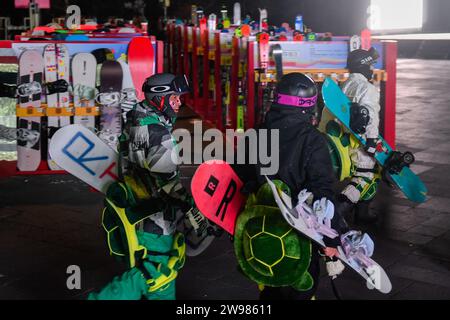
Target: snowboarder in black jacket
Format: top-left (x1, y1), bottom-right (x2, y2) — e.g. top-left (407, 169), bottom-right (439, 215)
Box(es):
top-left (256, 73), bottom-right (347, 299)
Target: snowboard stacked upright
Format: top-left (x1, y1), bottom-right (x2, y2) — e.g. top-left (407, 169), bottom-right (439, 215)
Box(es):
top-left (118, 58), bottom-right (137, 121)
top-left (17, 50), bottom-right (44, 171)
top-left (72, 53), bottom-right (97, 131)
top-left (97, 61), bottom-right (123, 150)
top-left (128, 37), bottom-right (155, 101)
top-left (45, 43), bottom-right (71, 170)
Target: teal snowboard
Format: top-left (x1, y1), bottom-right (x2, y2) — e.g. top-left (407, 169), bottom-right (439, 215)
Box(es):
top-left (322, 77), bottom-right (427, 203)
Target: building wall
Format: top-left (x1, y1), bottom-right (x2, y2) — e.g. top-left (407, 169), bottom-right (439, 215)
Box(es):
top-left (423, 0), bottom-right (450, 33)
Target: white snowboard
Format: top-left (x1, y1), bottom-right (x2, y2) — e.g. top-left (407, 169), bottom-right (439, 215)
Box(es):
top-left (350, 35), bottom-right (362, 52)
top-left (233, 2), bottom-right (241, 25)
top-left (17, 50), bottom-right (43, 172)
top-left (44, 44), bottom-right (60, 170)
top-left (265, 176), bottom-right (392, 294)
top-left (56, 44), bottom-right (71, 114)
top-left (49, 124), bottom-right (118, 193)
top-left (72, 53), bottom-right (97, 131)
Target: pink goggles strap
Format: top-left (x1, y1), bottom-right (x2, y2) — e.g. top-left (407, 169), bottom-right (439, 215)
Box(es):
top-left (276, 93), bottom-right (317, 108)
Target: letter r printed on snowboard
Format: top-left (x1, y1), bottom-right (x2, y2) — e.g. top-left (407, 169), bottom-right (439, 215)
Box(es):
top-left (191, 160), bottom-right (246, 235)
top-left (49, 125), bottom-right (119, 193)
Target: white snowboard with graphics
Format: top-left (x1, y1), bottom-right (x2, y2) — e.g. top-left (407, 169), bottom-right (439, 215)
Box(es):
top-left (265, 176), bottom-right (392, 294)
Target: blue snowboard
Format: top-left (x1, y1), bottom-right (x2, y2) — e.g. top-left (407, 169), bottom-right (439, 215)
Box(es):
top-left (322, 77), bottom-right (427, 203)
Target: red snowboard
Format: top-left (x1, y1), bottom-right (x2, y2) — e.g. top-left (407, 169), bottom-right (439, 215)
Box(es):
top-left (361, 28), bottom-right (372, 50)
top-left (127, 37), bottom-right (155, 101)
top-left (191, 160), bottom-right (246, 235)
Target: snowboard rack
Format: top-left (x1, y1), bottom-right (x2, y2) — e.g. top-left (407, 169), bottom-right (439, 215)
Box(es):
top-left (16, 105), bottom-right (46, 117)
top-left (0, 35), bottom-right (164, 177)
top-left (257, 69), bottom-right (387, 83)
top-left (46, 106), bottom-right (75, 117)
top-left (166, 23), bottom-right (397, 148)
top-left (15, 103), bottom-right (101, 117)
top-left (74, 106), bottom-right (100, 116)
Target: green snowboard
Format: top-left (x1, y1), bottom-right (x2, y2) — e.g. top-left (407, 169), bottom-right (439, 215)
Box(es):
top-left (322, 77), bottom-right (427, 203)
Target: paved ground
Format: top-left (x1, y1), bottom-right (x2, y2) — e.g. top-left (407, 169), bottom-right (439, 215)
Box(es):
top-left (0, 59), bottom-right (449, 300)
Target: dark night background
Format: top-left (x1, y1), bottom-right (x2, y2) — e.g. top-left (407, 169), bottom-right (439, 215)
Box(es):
top-left (2, 0), bottom-right (450, 36)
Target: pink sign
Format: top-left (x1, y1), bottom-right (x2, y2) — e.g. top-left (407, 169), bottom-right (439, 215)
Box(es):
top-left (15, 0), bottom-right (50, 9)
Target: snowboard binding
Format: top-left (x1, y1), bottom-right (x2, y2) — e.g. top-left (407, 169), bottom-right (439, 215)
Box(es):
top-left (2, 80), bottom-right (69, 98)
top-left (16, 81), bottom-right (42, 97)
top-left (0, 72), bottom-right (18, 97)
top-left (185, 207), bottom-right (223, 238)
top-left (96, 91), bottom-right (123, 106)
top-left (73, 84), bottom-right (97, 101)
top-left (0, 83), bottom-right (17, 98)
top-left (207, 224), bottom-right (224, 237)
top-left (384, 151), bottom-right (415, 175)
top-left (121, 88), bottom-right (138, 102)
top-left (17, 128), bottom-right (40, 145)
top-left (340, 230), bottom-right (375, 272)
top-left (98, 129), bottom-right (119, 148)
top-left (381, 151), bottom-right (415, 188)
top-left (46, 79), bottom-right (70, 95)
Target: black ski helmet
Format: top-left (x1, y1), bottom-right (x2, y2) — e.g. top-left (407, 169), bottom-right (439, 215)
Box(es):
top-left (142, 73), bottom-right (190, 118)
top-left (347, 47), bottom-right (379, 80)
top-left (274, 73), bottom-right (318, 112)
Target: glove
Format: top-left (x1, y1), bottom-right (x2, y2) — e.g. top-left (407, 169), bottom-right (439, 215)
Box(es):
top-left (326, 259), bottom-right (345, 278)
top-left (364, 138), bottom-right (378, 156)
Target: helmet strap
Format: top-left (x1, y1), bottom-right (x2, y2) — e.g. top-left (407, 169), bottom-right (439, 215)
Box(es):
top-left (148, 96), bottom-right (166, 112)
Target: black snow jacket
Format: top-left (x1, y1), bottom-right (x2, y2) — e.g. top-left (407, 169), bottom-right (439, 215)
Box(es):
top-left (259, 105), bottom-right (336, 201)
top-left (251, 105), bottom-right (345, 247)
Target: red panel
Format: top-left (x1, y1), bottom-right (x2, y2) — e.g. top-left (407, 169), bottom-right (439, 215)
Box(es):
top-left (214, 33), bottom-right (223, 131)
top-left (176, 26), bottom-right (183, 75)
top-left (247, 41), bottom-right (255, 129)
top-left (229, 37), bottom-right (239, 129)
top-left (183, 26), bottom-right (189, 79)
top-left (157, 40), bottom-right (164, 73)
top-left (15, 0), bottom-right (50, 9)
top-left (183, 26), bottom-right (192, 104)
top-left (202, 29), bottom-right (210, 119)
top-left (382, 41), bottom-right (397, 148)
top-left (0, 41), bottom-right (12, 48)
top-left (192, 28), bottom-right (199, 113)
top-left (168, 24), bottom-right (175, 73)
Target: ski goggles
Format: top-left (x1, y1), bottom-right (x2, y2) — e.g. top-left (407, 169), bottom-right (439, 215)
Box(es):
top-left (276, 93), bottom-right (318, 108)
top-left (142, 75), bottom-right (190, 96)
top-left (171, 75), bottom-right (190, 94)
